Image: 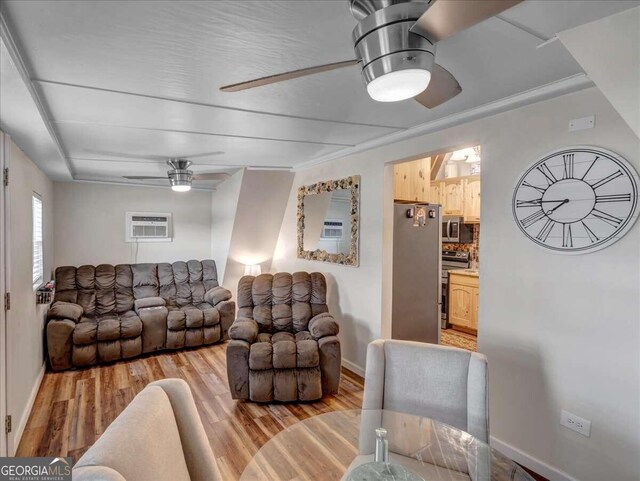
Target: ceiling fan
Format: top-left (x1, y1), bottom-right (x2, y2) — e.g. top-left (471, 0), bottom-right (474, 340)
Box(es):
top-left (123, 159), bottom-right (230, 192)
top-left (220, 0), bottom-right (522, 108)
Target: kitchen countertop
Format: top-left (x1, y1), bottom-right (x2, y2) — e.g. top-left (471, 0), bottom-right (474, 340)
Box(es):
top-left (449, 268), bottom-right (479, 278)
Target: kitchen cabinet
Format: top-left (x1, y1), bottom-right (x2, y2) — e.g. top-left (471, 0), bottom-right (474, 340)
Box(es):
top-left (443, 180), bottom-right (464, 215)
top-left (428, 182), bottom-right (443, 205)
top-left (463, 176), bottom-right (481, 222)
top-left (448, 271), bottom-right (478, 332)
top-left (394, 157), bottom-right (430, 202)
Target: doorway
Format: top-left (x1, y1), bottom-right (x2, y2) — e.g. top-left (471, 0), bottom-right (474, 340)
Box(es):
top-left (387, 145), bottom-right (481, 352)
top-left (0, 131), bottom-right (8, 456)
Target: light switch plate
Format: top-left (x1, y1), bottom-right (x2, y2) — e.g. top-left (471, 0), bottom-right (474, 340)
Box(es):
top-left (569, 115), bottom-right (595, 132)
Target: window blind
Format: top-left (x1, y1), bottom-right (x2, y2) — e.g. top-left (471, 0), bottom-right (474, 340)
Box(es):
top-left (32, 194), bottom-right (43, 288)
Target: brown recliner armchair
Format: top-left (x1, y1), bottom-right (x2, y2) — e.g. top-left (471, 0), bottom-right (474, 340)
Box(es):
top-left (46, 260), bottom-right (235, 371)
top-left (226, 272), bottom-right (341, 402)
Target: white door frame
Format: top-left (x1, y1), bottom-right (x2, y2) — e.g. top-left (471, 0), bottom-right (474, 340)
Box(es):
top-left (0, 131), bottom-right (9, 456)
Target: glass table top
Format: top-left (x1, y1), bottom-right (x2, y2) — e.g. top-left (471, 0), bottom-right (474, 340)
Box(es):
top-left (240, 409), bottom-right (534, 481)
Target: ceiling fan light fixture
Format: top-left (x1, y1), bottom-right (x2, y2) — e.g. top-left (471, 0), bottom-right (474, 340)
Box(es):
top-left (171, 184), bottom-right (191, 192)
top-left (168, 166), bottom-right (193, 192)
top-left (366, 68), bottom-right (431, 102)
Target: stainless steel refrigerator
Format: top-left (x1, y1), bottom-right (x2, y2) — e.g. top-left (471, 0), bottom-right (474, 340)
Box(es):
top-left (391, 203), bottom-right (442, 344)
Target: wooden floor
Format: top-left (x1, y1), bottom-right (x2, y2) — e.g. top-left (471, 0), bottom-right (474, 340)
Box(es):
top-left (16, 342), bottom-right (364, 480)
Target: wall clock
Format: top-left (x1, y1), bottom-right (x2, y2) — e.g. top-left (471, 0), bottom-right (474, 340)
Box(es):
top-left (513, 146), bottom-right (639, 254)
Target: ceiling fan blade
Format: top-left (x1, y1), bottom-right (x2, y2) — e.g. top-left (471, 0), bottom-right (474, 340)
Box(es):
top-left (220, 60), bottom-right (359, 92)
top-left (191, 173), bottom-right (231, 181)
top-left (414, 64), bottom-right (462, 109)
top-left (410, 0), bottom-right (523, 43)
top-left (122, 176), bottom-right (167, 180)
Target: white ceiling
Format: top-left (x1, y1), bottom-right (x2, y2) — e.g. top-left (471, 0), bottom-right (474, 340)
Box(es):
top-left (1, 0), bottom-right (638, 188)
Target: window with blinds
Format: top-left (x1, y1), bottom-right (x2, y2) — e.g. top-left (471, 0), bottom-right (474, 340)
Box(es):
top-left (32, 194), bottom-right (43, 288)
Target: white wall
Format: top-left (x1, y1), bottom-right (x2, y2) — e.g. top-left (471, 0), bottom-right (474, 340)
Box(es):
top-left (559, 7), bottom-right (640, 139)
top-left (6, 136), bottom-right (53, 453)
top-left (210, 170), bottom-right (245, 283)
top-left (53, 182), bottom-right (213, 267)
top-left (272, 87), bottom-right (640, 481)
top-left (220, 170), bottom-right (294, 295)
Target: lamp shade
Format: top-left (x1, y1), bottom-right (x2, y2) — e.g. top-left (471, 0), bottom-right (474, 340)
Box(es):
top-left (244, 264), bottom-right (262, 276)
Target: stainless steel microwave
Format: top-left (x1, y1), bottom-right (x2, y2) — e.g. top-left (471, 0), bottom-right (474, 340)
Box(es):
top-left (442, 216), bottom-right (474, 243)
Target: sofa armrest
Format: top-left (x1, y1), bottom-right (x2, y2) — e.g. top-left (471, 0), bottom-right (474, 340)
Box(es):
top-left (148, 379), bottom-right (222, 481)
top-left (308, 312), bottom-right (339, 340)
top-left (228, 318), bottom-right (258, 343)
top-left (204, 286), bottom-right (232, 306)
top-left (134, 296), bottom-right (166, 313)
top-left (48, 301), bottom-right (83, 323)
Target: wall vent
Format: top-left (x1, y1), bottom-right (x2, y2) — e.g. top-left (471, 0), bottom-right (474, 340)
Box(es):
top-left (125, 212), bottom-right (172, 243)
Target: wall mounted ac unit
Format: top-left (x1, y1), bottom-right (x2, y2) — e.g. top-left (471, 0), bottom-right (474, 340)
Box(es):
top-left (321, 219), bottom-right (343, 240)
top-left (125, 212), bottom-right (172, 243)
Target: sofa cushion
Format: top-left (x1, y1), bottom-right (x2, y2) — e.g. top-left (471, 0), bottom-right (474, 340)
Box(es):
top-left (132, 263), bottom-right (159, 299)
top-left (97, 317), bottom-right (121, 342)
top-left (252, 274), bottom-right (273, 306)
top-left (273, 340), bottom-right (296, 369)
top-left (73, 319), bottom-right (98, 345)
top-left (196, 304), bottom-right (220, 326)
top-left (77, 265), bottom-right (96, 290)
top-left (308, 313), bottom-right (339, 339)
top-left (272, 272), bottom-right (293, 304)
top-left (272, 331), bottom-right (295, 344)
top-left (297, 339), bottom-right (320, 368)
top-left (229, 319), bottom-right (258, 343)
top-left (204, 286), bottom-right (232, 306)
top-left (77, 290), bottom-right (97, 316)
top-left (295, 331), bottom-right (313, 342)
top-left (120, 314), bottom-right (142, 339)
top-left (167, 310), bottom-right (186, 331)
top-left (249, 342), bottom-right (273, 370)
top-left (183, 308), bottom-right (204, 328)
top-left (48, 301), bottom-right (83, 322)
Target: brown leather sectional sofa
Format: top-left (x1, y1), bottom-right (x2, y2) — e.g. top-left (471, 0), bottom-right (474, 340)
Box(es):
top-left (46, 260), bottom-right (235, 371)
top-left (226, 272), bottom-right (341, 402)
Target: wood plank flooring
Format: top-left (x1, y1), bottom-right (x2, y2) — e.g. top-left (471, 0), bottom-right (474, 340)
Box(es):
top-left (16, 342), bottom-right (364, 480)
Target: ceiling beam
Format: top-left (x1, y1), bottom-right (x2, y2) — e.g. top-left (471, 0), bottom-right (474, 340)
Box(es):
top-left (34, 79), bottom-right (407, 131)
top-left (52, 120), bottom-right (354, 147)
top-left (430, 154), bottom-right (446, 180)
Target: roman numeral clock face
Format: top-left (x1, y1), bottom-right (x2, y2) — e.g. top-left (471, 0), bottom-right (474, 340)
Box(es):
top-left (513, 147), bottom-right (639, 254)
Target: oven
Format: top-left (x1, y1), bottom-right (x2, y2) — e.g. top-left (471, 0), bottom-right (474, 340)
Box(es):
top-left (441, 250), bottom-right (471, 327)
top-left (442, 216), bottom-right (474, 243)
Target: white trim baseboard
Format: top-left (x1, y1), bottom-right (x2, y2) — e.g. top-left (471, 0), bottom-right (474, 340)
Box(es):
top-left (342, 358), bottom-right (365, 378)
top-left (11, 363), bottom-right (45, 455)
top-left (490, 435), bottom-right (578, 481)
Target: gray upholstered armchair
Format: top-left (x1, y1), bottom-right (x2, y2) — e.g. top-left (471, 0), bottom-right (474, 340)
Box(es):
top-left (226, 272), bottom-right (341, 402)
top-left (362, 339), bottom-right (489, 442)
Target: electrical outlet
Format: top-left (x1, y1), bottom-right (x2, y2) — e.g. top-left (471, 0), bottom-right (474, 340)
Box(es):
top-left (561, 410), bottom-right (591, 437)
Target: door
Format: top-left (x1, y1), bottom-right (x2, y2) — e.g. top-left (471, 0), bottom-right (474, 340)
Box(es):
top-left (449, 284), bottom-right (475, 329)
top-left (464, 177), bottom-right (481, 222)
top-left (392, 204), bottom-right (442, 343)
top-left (0, 131), bottom-right (8, 456)
top-left (443, 181), bottom-right (464, 215)
top-left (428, 181), bottom-right (442, 205)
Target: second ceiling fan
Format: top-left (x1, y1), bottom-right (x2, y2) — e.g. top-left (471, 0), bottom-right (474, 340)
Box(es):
top-left (220, 0), bottom-right (522, 108)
